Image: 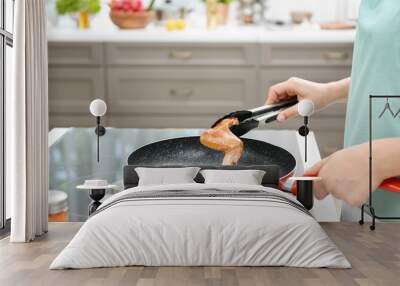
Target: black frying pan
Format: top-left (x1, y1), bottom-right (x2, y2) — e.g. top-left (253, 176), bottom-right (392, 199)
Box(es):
top-left (128, 136), bottom-right (296, 190)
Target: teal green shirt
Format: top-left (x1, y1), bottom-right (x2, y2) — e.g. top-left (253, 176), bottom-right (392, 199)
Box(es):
top-left (344, 0), bottom-right (400, 218)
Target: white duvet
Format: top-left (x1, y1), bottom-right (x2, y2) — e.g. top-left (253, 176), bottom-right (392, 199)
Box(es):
top-left (50, 183), bottom-right (350, 269)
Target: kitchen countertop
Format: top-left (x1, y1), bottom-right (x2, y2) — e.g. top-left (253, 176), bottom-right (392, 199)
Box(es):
top-left (48, 24), bottom-right (356, 44)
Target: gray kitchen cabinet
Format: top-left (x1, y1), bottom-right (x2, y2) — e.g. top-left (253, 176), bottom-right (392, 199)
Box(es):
top-left (105, 43), bottom-right (257, 66)
top-left (48, 67), bottom-right (105, 126)
top-left (107, 67), bottom-right (257, 115)
top-left (261, 43), bottom-right (353, 67)
top-left (107, 114), bottom-right (220, 129)
top-left (48, 42), bottom-right (105, 128)
top-left (48, 42), bottom-right (104, 66)
top-left (49, 114), bottom-right (102, 128)
top-left (48, 41), bottom-right (353, 156)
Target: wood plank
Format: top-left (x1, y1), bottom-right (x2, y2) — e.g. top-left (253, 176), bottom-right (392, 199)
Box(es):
top-left (0, 222), bottom-right (399, 286)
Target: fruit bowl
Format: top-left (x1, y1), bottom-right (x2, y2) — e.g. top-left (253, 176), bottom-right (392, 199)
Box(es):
top-left (109, 0), bottom-right (155, 29)
top-left (110, 10), bottom-right (155, 29)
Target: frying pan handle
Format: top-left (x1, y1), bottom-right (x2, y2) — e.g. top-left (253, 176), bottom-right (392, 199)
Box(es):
top-left (379, 177), bottom-right (400, 193)
top-left (290, 176), bottom-right (400, 195)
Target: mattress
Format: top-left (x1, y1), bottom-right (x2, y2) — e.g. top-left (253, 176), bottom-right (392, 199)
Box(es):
top-left (50, 183), bottom-right (350, 269)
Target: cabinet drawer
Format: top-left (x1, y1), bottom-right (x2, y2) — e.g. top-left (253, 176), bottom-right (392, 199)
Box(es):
top-left (48, 43), bottom-right (104, 65)
top-left (261, 44), bottom-right (353, 66)
top-left (314, 130), bottom-right (345, 158)
top-left (107, 67), bottom-right (257, 115)
top-left (49, 67), bottom-right (105, 113)
top-left (49, 114), bottom-right (100, 129)
top-left (106, 43), bottom-right (257, 66)
top-left (107, 114), bottom-right (218, 129)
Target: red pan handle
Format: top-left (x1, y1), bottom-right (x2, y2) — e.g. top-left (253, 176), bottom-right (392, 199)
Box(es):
top-left (290, 175), bottom-right (400, 195)
top-left (379, 177), bottom-right (400, 193)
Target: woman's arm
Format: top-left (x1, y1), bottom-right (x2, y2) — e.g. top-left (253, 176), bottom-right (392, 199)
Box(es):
top-left (373, 138), bottom-right (400, 181)
top-left (266, 77), bottom-right (350, 122)
top-left (326, 77), bottom-right (351, 103)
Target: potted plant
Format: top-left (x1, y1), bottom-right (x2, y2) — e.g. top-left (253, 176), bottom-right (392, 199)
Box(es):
top-left (204, 0), bottom-right (232, 26)
top-left (109, 0), bottom-right (156, 29)
top-left (56, 0), bottom-right (101, 29)
top-left (216, 0), bottom-right (232, 25)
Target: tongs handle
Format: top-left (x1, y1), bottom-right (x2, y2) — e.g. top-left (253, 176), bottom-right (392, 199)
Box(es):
top-left (212, 99), bottom-right (298, 128)
top-left (249, 99), bottom-right (298, 117)
top-left (229, 109), bottom-right (284, 137)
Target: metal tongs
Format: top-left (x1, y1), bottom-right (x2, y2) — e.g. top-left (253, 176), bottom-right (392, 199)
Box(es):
top-left (212, 99), bottom-right (298, 137)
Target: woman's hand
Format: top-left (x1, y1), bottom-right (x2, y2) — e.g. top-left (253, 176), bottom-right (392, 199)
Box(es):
top-left (266, 77), bottom-right (350, 122)
top-left (305, 139), bottom-right (400, 207)
top-left (305, 144), bottom-right (373, 207)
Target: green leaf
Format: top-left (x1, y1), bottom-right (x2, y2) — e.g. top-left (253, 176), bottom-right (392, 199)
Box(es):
top-left (85, 0), bottom-right (101, 14)
top-left (147, 0), bottom-right (156, 11)
top-left (55, 0), bottom-right (101, 15)
top-left (56, 0), bottom-right (81, 15)
top-left (218, 0), bottom-right (233, 4)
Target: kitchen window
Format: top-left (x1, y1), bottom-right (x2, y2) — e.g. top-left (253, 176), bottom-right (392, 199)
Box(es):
top-left (0, 0), bottom-right (14, 232)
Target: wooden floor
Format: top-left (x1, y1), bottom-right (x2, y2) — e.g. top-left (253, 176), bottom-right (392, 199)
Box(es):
top-left (0, 222), bottom-right (399, 286)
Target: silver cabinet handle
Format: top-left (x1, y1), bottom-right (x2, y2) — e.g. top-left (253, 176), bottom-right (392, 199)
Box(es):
top-left (169, 88), bottom-right (194, 98)
top-left (323, 52), bottom-right (349, 61)
top-left (169, 51), bottom-right (193, 60)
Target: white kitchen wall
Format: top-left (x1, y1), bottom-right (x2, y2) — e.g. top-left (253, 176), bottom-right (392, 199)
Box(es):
top-left (157, 0), bottom-right (360, 22)
top-left (347, 0), bottom-right (362, 19)
top-left (47, 0), bottom-right (360, 27)
top-left (265, 0), bottom-right (356, 22)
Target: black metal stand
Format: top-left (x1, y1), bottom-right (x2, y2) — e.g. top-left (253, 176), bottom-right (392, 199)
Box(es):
top-left (359, 95), bottom-right (400, 231)
top-left (88, 189), bottom-right (105, 215)
top-left (94, 116), bottom-right (106, 163)
top-left (298, 117), bottom-right (310, 162)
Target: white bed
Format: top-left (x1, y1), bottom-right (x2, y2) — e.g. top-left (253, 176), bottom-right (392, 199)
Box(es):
top-left (50, 183), bottom-right (350, 269)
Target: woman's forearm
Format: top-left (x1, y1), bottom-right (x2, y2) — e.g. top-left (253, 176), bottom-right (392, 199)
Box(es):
top-left (326, 77), bottom-right (350, 103)
top-left (373, 138), bottom-right (400, 181)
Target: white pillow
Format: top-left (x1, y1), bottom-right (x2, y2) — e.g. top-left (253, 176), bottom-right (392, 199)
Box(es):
top-left (135, 167), bottom-right (200, 186)
top-left (200, 169), bottom-right (266, 185)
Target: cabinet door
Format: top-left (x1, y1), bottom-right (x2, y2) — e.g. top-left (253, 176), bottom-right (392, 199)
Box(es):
top-left (260, 67), bottom-right (351, 157)
top-left (107, 67), bottom-right (258, 115)
top-left (49, 67), bottom-right (105, 114)
top-left (48, 42), bottom-right (104, 66)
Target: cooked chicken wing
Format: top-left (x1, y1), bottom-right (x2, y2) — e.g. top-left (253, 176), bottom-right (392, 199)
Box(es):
top-left (200, 118), bottom-right (244, 165)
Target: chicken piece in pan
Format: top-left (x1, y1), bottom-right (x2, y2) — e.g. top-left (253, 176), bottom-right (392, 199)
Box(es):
top-left (200, 118), bottom-right (244, 165)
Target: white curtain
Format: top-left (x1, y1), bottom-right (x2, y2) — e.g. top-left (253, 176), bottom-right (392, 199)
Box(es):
top-left (7, 0), bottom-right (49, 242)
